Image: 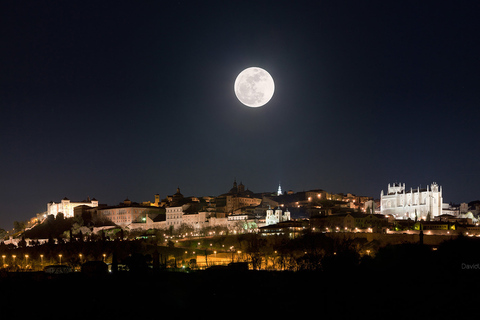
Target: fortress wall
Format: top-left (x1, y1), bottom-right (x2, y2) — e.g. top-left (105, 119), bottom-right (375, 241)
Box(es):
top-left (325, 232), bottom-right (459, 246)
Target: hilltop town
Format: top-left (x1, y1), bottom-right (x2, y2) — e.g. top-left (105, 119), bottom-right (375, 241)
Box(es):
top-left (2, 179), bottom-right (480, 317)
top-left (3, 180), bottom-right (480, 252)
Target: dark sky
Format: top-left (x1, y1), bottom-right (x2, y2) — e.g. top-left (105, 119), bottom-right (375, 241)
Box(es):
top-left (1, 1), bottom-right (479, 229)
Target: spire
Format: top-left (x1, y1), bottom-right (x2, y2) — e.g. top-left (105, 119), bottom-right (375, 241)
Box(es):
top-left (277, 183), bottom-right (283, 196)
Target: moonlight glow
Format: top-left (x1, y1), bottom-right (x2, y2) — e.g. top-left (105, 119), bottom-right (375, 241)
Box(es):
top-left (234, 67), bottom-right (275, 107)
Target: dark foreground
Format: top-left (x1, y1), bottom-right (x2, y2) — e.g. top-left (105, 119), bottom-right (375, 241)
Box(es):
top-left (1, 267), bottom-right (479, 318)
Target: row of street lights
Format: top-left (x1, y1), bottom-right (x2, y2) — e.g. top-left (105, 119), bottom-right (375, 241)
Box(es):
top-left (2, 254), bottom-right (57, 268)
top-left (1, 253), bottom-right (108, 269)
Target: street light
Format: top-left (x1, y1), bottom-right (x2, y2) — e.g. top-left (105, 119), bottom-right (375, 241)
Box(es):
top-left (58, 254), bottom-right (62, 265)
top-left (25, 255), bottom-right (29, 268)
top-left (40, 254), bottom-right (44, 266)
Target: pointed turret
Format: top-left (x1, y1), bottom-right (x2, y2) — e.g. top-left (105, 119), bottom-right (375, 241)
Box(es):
top-left (277, 183), bottom-right (283, 196)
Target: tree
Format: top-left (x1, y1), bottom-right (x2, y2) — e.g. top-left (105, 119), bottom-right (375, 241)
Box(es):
top-left (78, 229), bottom-right (84, 243)
top-left (48, 233), bottom-right (55, 245)
top-left (124, 253), bottom-right (148, 273)
top-left (152, 250), bottom-right (159, 270)
top-left (242, 234), bottom-right (266, 269)
top-left (167, 240), bottom-right (175, 248)
top-left (13, 221), bottom-right (26, 233)
top-left (426, 211), bottom-right (431, 221)
top-left (111, 251), bottom-right (119, 273)
top-left (73, 214), bottom-right (84, 226)
top-left (17, 236), bottom-right (27, 248)
top-left (178, 223), bottom-right (194, 236)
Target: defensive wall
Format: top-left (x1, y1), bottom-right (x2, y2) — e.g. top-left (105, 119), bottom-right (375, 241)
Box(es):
top-left (325, 231), bottom-right (459, 246)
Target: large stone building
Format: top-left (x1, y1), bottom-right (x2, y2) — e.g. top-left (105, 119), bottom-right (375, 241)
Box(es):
top-left (47, 197), bottom-right (98, 218)
top-left (98, 199), bottom-right (164, 227)
top-left (217, 180), bottom-right (262, 214)
top-left (380, 182), bottom-right (443, 220)
top-left (265, 206), bottom-right (291, 226)
top-left (182, 211), bottom-right (208, 231)
top-left (166, 205), bottom-right (188, 230)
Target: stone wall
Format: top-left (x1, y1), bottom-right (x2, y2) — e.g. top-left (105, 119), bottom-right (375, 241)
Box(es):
top-left (325, 231), bottom-right (458, 246)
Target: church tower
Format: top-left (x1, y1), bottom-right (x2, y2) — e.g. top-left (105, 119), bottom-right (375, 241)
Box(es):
top-left (277, 183), bottom-right (283, 196)
top-left (238, 181), bottom-right (245, 193)
top-left (275, 207), bottom-right (282, 222)
top-left (266, 206), bottom-right (276, 226)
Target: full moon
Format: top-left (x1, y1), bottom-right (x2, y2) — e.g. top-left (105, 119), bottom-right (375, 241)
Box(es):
top-left (234, 67), bottom-right (275, 108)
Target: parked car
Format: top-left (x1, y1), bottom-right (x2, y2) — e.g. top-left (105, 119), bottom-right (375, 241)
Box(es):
top-left (44, 265), bottom-right (73, 274)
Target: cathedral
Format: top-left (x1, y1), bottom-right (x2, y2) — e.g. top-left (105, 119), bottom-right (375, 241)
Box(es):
top-left (380, 182), bottom-right (443, 220)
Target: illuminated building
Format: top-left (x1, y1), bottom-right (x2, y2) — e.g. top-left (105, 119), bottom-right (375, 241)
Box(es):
top-left (217, 180), bottom-right (262, 214)
top-left (141, 194), bottom-right (161, 207)
top-left (166, 205), bottom-right (188, 230)
top-left (265, 206), bottom-right (291, 226)
top-left (182, 211), bottom-right (207, 231)
top-left (259, 220), bottom-right (305, 237)
top-left (47, 197), bottom-right (98, 218)
top-left (98, 199), bottom-right (164, 227)
top-left (126, 214), bottom-right (166, 230)
top-left (380, 182), bottom-right (443, 220)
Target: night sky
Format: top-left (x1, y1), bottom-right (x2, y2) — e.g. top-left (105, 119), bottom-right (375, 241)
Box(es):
top-left (1, 1), bottom-right (479, 229)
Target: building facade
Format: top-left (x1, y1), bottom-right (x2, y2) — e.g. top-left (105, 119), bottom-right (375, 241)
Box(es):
top-left (166, 205), bottom-right (186, 230)
top-left (47, 197), bottom-right (98, 218)
top-left (265, 207), bottom-right (291, 226)
top-left (380, 182), bottom-right (443, 220)
top-left (98, 201), bottom-right (163, 227)
top-left (182, 211), bottom-right (207, 231)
